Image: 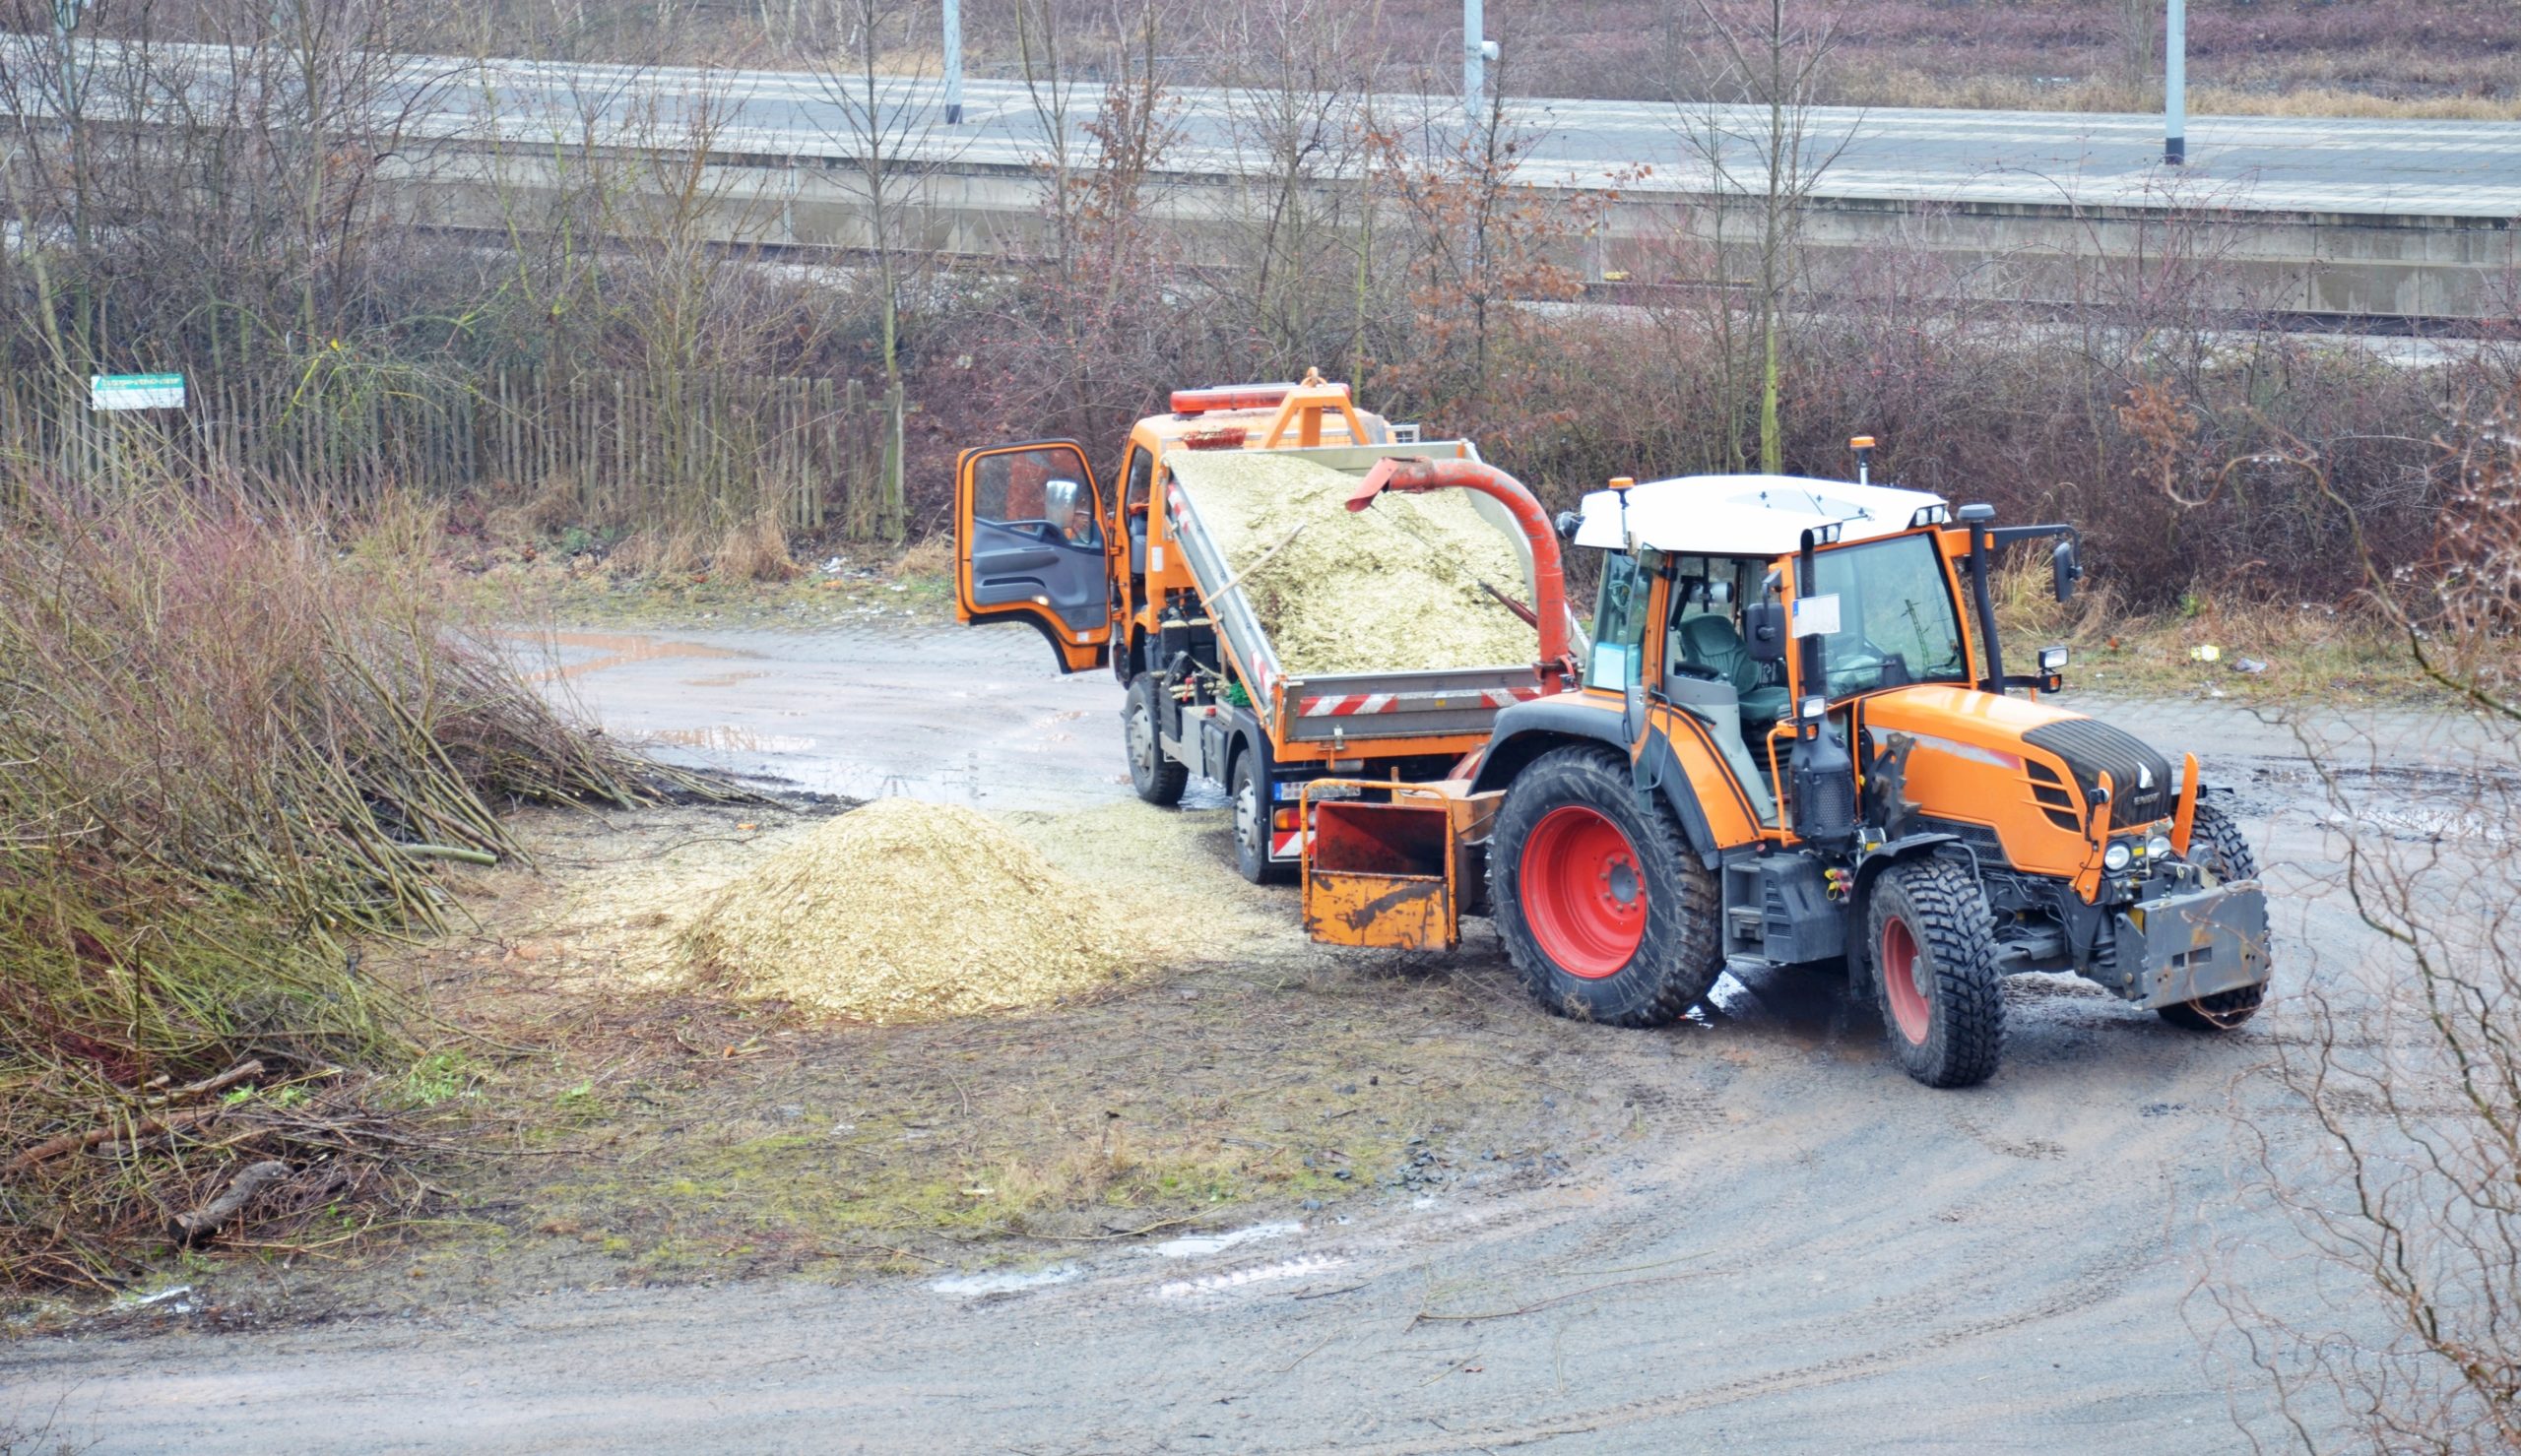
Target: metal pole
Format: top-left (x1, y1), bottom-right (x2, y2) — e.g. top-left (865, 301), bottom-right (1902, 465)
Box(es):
top-left (942, 0), bottom-right (963, 125)
top-left (1463, 0), bottom-right (1483, 128)
top-left (2164, 0), bottom-right (2185, 164)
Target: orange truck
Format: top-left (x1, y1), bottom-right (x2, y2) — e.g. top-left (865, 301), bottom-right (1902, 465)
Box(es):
top-left (951, 373), bottom-right (1580, 885)
top-left (956, 381), bottom-right (2272, 1088)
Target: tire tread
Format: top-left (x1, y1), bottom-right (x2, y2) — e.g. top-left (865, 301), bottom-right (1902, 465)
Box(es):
top-left (1872, 856), bottom-right (2004, 1088)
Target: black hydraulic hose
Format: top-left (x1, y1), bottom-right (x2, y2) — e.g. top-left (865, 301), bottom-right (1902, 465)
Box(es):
top-left (1968, 518), bottom-right (2004, 694)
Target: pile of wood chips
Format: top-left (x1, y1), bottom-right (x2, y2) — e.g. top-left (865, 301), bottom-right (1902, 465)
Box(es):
top-left (678, 797), bottom-right (1136, 1023)
top-left (1166, 451), bottom-right (1539, 677)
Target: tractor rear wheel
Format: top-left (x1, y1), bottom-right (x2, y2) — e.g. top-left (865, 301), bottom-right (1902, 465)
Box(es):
top-left (2158, 800), bottom-right (2268, 1032)
top-left (1488, 746), bottom-right (1721, 1028)
top-left (1867, 857), bottom-right (2005, 1088)
top-left (1125, 674), bottom-right (1188, 807)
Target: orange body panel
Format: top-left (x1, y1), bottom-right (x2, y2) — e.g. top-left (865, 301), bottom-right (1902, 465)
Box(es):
top-left (951, 440), bottom-right (1110, 672)
top-left (1859, 685), bottom-right (2166, 884)
top-left (1300, 783), bottom-right (1499, 950)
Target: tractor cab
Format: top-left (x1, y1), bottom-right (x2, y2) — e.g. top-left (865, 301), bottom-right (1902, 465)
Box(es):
top-left (1401, 455), bottom-right (2267, 1088)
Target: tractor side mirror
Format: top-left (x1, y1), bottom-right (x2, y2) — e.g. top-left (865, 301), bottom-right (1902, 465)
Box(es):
top-left (1742, 601), bottom-right (1788, 663)
top-left (2051, 538), bottom-right (2082, 603)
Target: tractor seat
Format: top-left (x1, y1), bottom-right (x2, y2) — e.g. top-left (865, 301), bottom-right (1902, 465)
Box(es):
top-left (1677, 614), bottom-right (1790, 728)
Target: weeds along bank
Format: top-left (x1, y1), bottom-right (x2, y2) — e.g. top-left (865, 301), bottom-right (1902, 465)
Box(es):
top-left (0, 487), bottom-right (705, 1292)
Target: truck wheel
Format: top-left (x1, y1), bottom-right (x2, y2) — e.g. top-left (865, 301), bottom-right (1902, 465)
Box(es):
top-left (1230, 752), bottom-right (1291, 885)
top-left (1868, 857), bottom-right (2004, 1088)
top-left (1125, 675), bottom-right (1187, 807)
top-left (1488, 745), bottom-right (1721, 1028)
top-left (2159, 800), bottom-right (2268, 1032)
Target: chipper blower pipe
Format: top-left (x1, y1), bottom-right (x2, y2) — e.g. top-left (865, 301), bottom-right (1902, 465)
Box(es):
top-left (1348, 457), bottom-right (1576, 691)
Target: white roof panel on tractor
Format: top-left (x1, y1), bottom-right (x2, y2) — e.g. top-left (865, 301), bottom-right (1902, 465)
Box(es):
top-left (1573, 475), bottom-right (1950, 557)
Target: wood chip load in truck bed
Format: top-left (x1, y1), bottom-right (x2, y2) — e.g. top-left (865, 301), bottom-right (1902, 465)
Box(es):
top-left (1162, 450), bottom-right (1540, 677)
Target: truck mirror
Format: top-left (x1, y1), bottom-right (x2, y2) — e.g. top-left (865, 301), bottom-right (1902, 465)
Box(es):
top-left (1742, 601), bottom-right (1788, 663)
top-left (1044, 477), bottom-right (1082, 527)
top-left (2051, 538), bottom-right (2082, 603)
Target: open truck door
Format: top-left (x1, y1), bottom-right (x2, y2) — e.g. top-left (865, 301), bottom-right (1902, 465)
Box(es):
top-left (954, 441), bottom-right (1113, 673)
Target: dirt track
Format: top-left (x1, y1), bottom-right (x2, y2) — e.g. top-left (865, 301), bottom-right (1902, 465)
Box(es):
top-left (5, 622), bottom-right (2491, 1452)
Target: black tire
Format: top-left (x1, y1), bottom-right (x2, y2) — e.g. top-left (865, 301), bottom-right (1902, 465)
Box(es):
top-left (1488, 745), bottom-right (1722, 1028)
top-left (1229, 751), bottom-right (1291, 885)
top-left (1867, 856), bottom-right (2005, 1088)
top-left (1125, 674), bottom-right (1187, 807)
top-left (2157, 800), bottom-right (2267, 1032)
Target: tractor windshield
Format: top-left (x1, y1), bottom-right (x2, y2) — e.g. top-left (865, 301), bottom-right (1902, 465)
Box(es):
top-left (1808, 534), bottom-right (1970, 697)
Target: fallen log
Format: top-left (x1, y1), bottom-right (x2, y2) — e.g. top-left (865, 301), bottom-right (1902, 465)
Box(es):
top-left (158, 1059), bottom-right (266, 1105)
top-left (7, 1107), bottom-right (223, 1172)
top-left (173, 1160), bottom-right (291, 1242)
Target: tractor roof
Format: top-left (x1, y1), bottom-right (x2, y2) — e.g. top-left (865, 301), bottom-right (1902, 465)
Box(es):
top-left (1571, 474), bottom-right (1951, 558)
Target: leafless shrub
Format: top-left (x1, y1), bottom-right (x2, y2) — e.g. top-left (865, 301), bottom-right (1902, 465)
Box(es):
top-left (0, 477), bottom-right (720, 1290)
top-left (2192, 391), bottom-right (2521, 1452)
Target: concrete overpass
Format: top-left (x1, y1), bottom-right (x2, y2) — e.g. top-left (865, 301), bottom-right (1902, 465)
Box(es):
top-left (23, 44), bottom-right (2521, 321)
top-left (393, 59), bottom-right (2521, 324)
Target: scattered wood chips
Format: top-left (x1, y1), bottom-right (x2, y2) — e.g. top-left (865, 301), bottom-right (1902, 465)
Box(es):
top-left (1166, 451), bottom-right (1539, 677)
top-left (678, 797), bottom-right (1136, 1023)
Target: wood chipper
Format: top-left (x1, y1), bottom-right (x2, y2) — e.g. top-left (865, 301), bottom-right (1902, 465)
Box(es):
top-left (1299, 452), bottom-right (2273, 1088)
top-left (950, 373), bottom-right (1583, 885)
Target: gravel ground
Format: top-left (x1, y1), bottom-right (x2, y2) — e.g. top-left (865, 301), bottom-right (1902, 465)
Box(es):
top-left (4, 620), bottom-right (2497, 1452)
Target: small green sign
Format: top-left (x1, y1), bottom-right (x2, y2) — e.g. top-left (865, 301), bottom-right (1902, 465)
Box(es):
top-left (91, 373), bottom-right (185, 411)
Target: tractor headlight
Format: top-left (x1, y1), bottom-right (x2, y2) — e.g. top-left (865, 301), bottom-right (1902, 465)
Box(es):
top-left (2038, 646), bottom-right (2070, 672)
top-left (2147, 832), bottom-right (2173, 861)
top-left (2102, 841), bottom-right (2133, 872)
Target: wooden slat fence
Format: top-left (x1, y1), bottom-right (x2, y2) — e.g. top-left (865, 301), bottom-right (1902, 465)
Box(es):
top-left (0, 367), bottom-right (907, 540)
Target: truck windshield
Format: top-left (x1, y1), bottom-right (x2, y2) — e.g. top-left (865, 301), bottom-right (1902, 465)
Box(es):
top-left (1808, 535), bottom-right (1970, 697)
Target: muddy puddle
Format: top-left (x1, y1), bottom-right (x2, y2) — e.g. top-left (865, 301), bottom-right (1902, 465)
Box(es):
top-left (521, 624), bottom-right (1138, 810)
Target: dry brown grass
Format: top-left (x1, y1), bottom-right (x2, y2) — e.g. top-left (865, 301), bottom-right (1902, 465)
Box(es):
top-left (0, 483), bottom-right (721, 1293)
top-left (1994, 557), bottom-right (2429, 705)
top-left (710, 509), bottom-right (802, 584)
top-left (1842, 71), bottom-right (2521, 120)
top-left (887, 533), bottom-right (954, 580)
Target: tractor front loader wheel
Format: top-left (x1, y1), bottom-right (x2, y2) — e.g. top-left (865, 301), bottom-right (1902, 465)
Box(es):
top-left (1126, 674), bottom-right (1188, 807)
top-left (2158, 800), bottom-right (2268, 1032)
top-left (1867, 856), bottom-right (2005, 1088)
top-left (1488, 745), bottom-right (1721, 1028)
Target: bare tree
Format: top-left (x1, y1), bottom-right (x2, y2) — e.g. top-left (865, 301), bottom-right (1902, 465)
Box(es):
top-left (2194, 396), bottom-right (2521, 1453)
top-left (1670, 0), bottom-right (1851, 473)
top-left (805, 0), bottom-right (969, 538)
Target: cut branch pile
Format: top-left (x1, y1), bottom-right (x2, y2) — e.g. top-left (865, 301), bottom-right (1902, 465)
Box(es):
top-left (0, 488), bottom-right (722, 1292)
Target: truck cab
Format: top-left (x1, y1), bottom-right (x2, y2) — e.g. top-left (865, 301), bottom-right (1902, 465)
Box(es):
top-left (949, 374), bottom-right (1393, 680)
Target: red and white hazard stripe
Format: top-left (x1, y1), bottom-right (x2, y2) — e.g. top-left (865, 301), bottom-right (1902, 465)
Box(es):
top-left (1297, 684), bottom-right (1545, 718)
top-left (1270, 828), bottom-right (1309, 859)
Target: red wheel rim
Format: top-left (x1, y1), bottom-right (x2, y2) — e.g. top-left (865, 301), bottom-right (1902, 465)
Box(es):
top-left (1880, 915), bottom-right (1931, 1045)
top-left (1519, 805), bottom-right (1648, 979)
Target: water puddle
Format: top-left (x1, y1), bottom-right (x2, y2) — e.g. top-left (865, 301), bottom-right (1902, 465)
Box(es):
top-left (516, 631), bottom-right (758, 682)
top-left (1152, 1222), bottom-right (1302, 1259)
top-left (650, 727), bottom-right (819, 754)
top-left (1154, 1255), bottom-right (1347, 1300)
top-left (930, 1265), bottom-right (1079, 1298)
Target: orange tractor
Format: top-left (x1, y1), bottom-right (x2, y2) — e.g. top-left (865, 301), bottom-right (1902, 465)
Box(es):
top-left (956, 383), bottom-right (2271, 1087)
